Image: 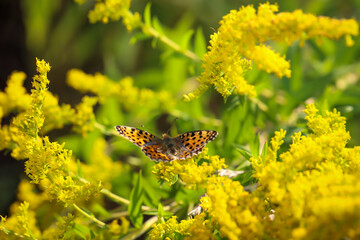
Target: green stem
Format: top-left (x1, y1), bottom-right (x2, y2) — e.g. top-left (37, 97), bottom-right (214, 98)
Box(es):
top-left (122, 216), bottom-right (158, 240)
top-left (75, 175), bottom-right (153, 211)
top-left (0, 227), bottom-right (31, 239)
top-left (101, 188), bottom-right (173, 212)
top-left (143, 25), bottom-right (201, 62)
top-left (73, 203), bottom-right (106, 228)
top-left (101, 189), bottom-right (134, 208)
top-left (101, 211), bottom-right (129, 222)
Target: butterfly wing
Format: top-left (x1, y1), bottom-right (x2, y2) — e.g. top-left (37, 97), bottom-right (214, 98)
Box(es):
top-left (174, 130), bottom-right (218, 158)
top-left (175, 148), bottom-right (194, 160)
top-left (115, 126), bottom-right (217, 162)
top-left (141, 145), bottom-right (175, 162)
top-left (115, 126), bottom-right (159, 147)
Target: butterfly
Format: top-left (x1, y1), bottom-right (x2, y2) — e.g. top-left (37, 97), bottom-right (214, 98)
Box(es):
top-left (115, 125), bottom-right (218, 162)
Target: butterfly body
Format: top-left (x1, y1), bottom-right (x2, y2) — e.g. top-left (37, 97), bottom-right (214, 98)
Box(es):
top-left (115, 126), bottom-right (217, 162)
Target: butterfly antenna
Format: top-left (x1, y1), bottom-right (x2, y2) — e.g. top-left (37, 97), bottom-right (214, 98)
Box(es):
top-left (166, 117), bottom-right (178, 135)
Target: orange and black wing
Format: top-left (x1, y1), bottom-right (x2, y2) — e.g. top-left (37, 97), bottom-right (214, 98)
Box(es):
top-left (141, 145), bottom-right (175, 162)
top-left (174, 130), bottom-right (218, 158)
top-left (115, 126), bottom-right (159, 147)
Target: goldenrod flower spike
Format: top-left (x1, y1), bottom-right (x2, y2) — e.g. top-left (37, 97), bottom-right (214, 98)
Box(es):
top-left (0, 72), bottom-right (31, 116)
top-left (249, 103), bottom-right (360, 239)
top-left (185, 3), bottom-right (358, 101)
top-left (149, 213), bottom-right (214, 240)
top-left (87, 0), bottom-right (141, 31)
top-left (0, 59), bottom-right (102, 207)
top-left (152, 148), bottom-right (226, 189)
top-left (66, 69), bottom-right (175, 112)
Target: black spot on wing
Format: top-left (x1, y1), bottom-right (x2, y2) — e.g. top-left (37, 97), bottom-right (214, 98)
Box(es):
top-left (115, 125), bottom-right (159, 147)
top-left (174, 130), bottom-right (218, 156)
top-left (141, 145), bottom-right (174, 162)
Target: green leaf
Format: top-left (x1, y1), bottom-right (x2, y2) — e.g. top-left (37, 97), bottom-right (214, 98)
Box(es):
top-left (152, 17), bottom-right (164, 35)
top-left (90, 230), bottom-right (96, 238)
top-left (180, 29), bottom-right (194, 50)
top-left (81, 131), bottom-right (102, 163)
top-left (157, 203), bottom-right (164, 217)
top-left (234, 144), bottom-right (252, 161)
top-left (175, 188), bottom-right (204, 205)
top-left (197, 158), bottom-right (211, 165)
top-left (223, 98), bottom-right (242, 148)
top-left (57, 134), bottom-right (82, 158)
top-left (151, 37), bottom-right (158, 48)
top-left (73, 223), bottom-right (91, 239)
top-left (128, 171), bottom-right (144, 228)
top-left (92, 203), bottom-right (110, 218)
top-left (250, 133), bottom-right (260, 158)
top-left (194, 27), bottom-right (206, 58)
top-left (235, 159), bottom-right (252, 171)
top-left (162, 57), bottom-right (187, 92)
top-left (96, 96), bottom-right (123, 127)
top-left (144, 3), bottom-right (152, 27)
top-left (76, 159), bottom-right (83, 178)
top-left (130, 32), bottom-right (150, 45)
top-left (261, 141), bottom-right (268, 158)
top-left (142, 178), bottom-right (160, 208)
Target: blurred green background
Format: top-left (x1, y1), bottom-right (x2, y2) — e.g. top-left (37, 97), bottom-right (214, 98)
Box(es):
top-left (1, 0), bottom-right (359, 217)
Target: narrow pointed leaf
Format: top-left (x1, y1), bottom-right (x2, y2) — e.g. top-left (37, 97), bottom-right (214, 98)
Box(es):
top-left (194, 27), bottom-right (206, 58)
top-left (128, 171), bottom-right (144, 228)
top-left (144, 3), bottom-right (152, 27)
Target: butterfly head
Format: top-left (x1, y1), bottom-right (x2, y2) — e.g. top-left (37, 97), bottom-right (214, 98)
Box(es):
top-left (160, 134), bottom-right (178, 155)
top-left (161, 133), bottom-right (174, 147)
top-left (161, 133), bottom-right (171, 139)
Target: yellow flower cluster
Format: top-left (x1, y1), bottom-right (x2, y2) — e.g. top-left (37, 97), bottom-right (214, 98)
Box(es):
top-left (0, 202), bottom-right (41, 239)
top-left (87, 0), bottom-right (141, 31)
top-left (150, 175), bottom-right (264, 240)
top-left (152, 151), bottom-right (263, 239)
top-left (44, 175), bottom-right (101, 205)
top-left (0, 72), bottom-right (98, 138)
top-left (201, 176), bottom-right (264, 240)
top-left (0, 59), bottom-right (102, 206)
top-left (152, 148), bottom-right (226, 189)
top-left (88, 0), bottom-right (130, 23)
top-left (152, 104), bottom-right (360, 239)
top-left (185, 213), bottom-right (214, 240)
top-left (41, 92), bottom-right (75, 134)
top-left (185, 3), bottom-right (358, 100)
top-left (149, 213), bottom-right (213, 240)
top-left (0, 72), bottom-right (31, 116)
top-left (149, 216), bottom-right (194, 239)
top-left (250, 103), bottom-right (360, 239)
top-left (108, 217), bottom-right (130, 236)
top-left (42, 213), bottom-right (76, 239)
top-left (71, 96), bottom-right (98, 136)
top-left (19, 59), bottom-right (50, 139)
top-left (24, 137), bottom-right (71, 184)
top-left (67, 69), bottom-right (174, 112)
